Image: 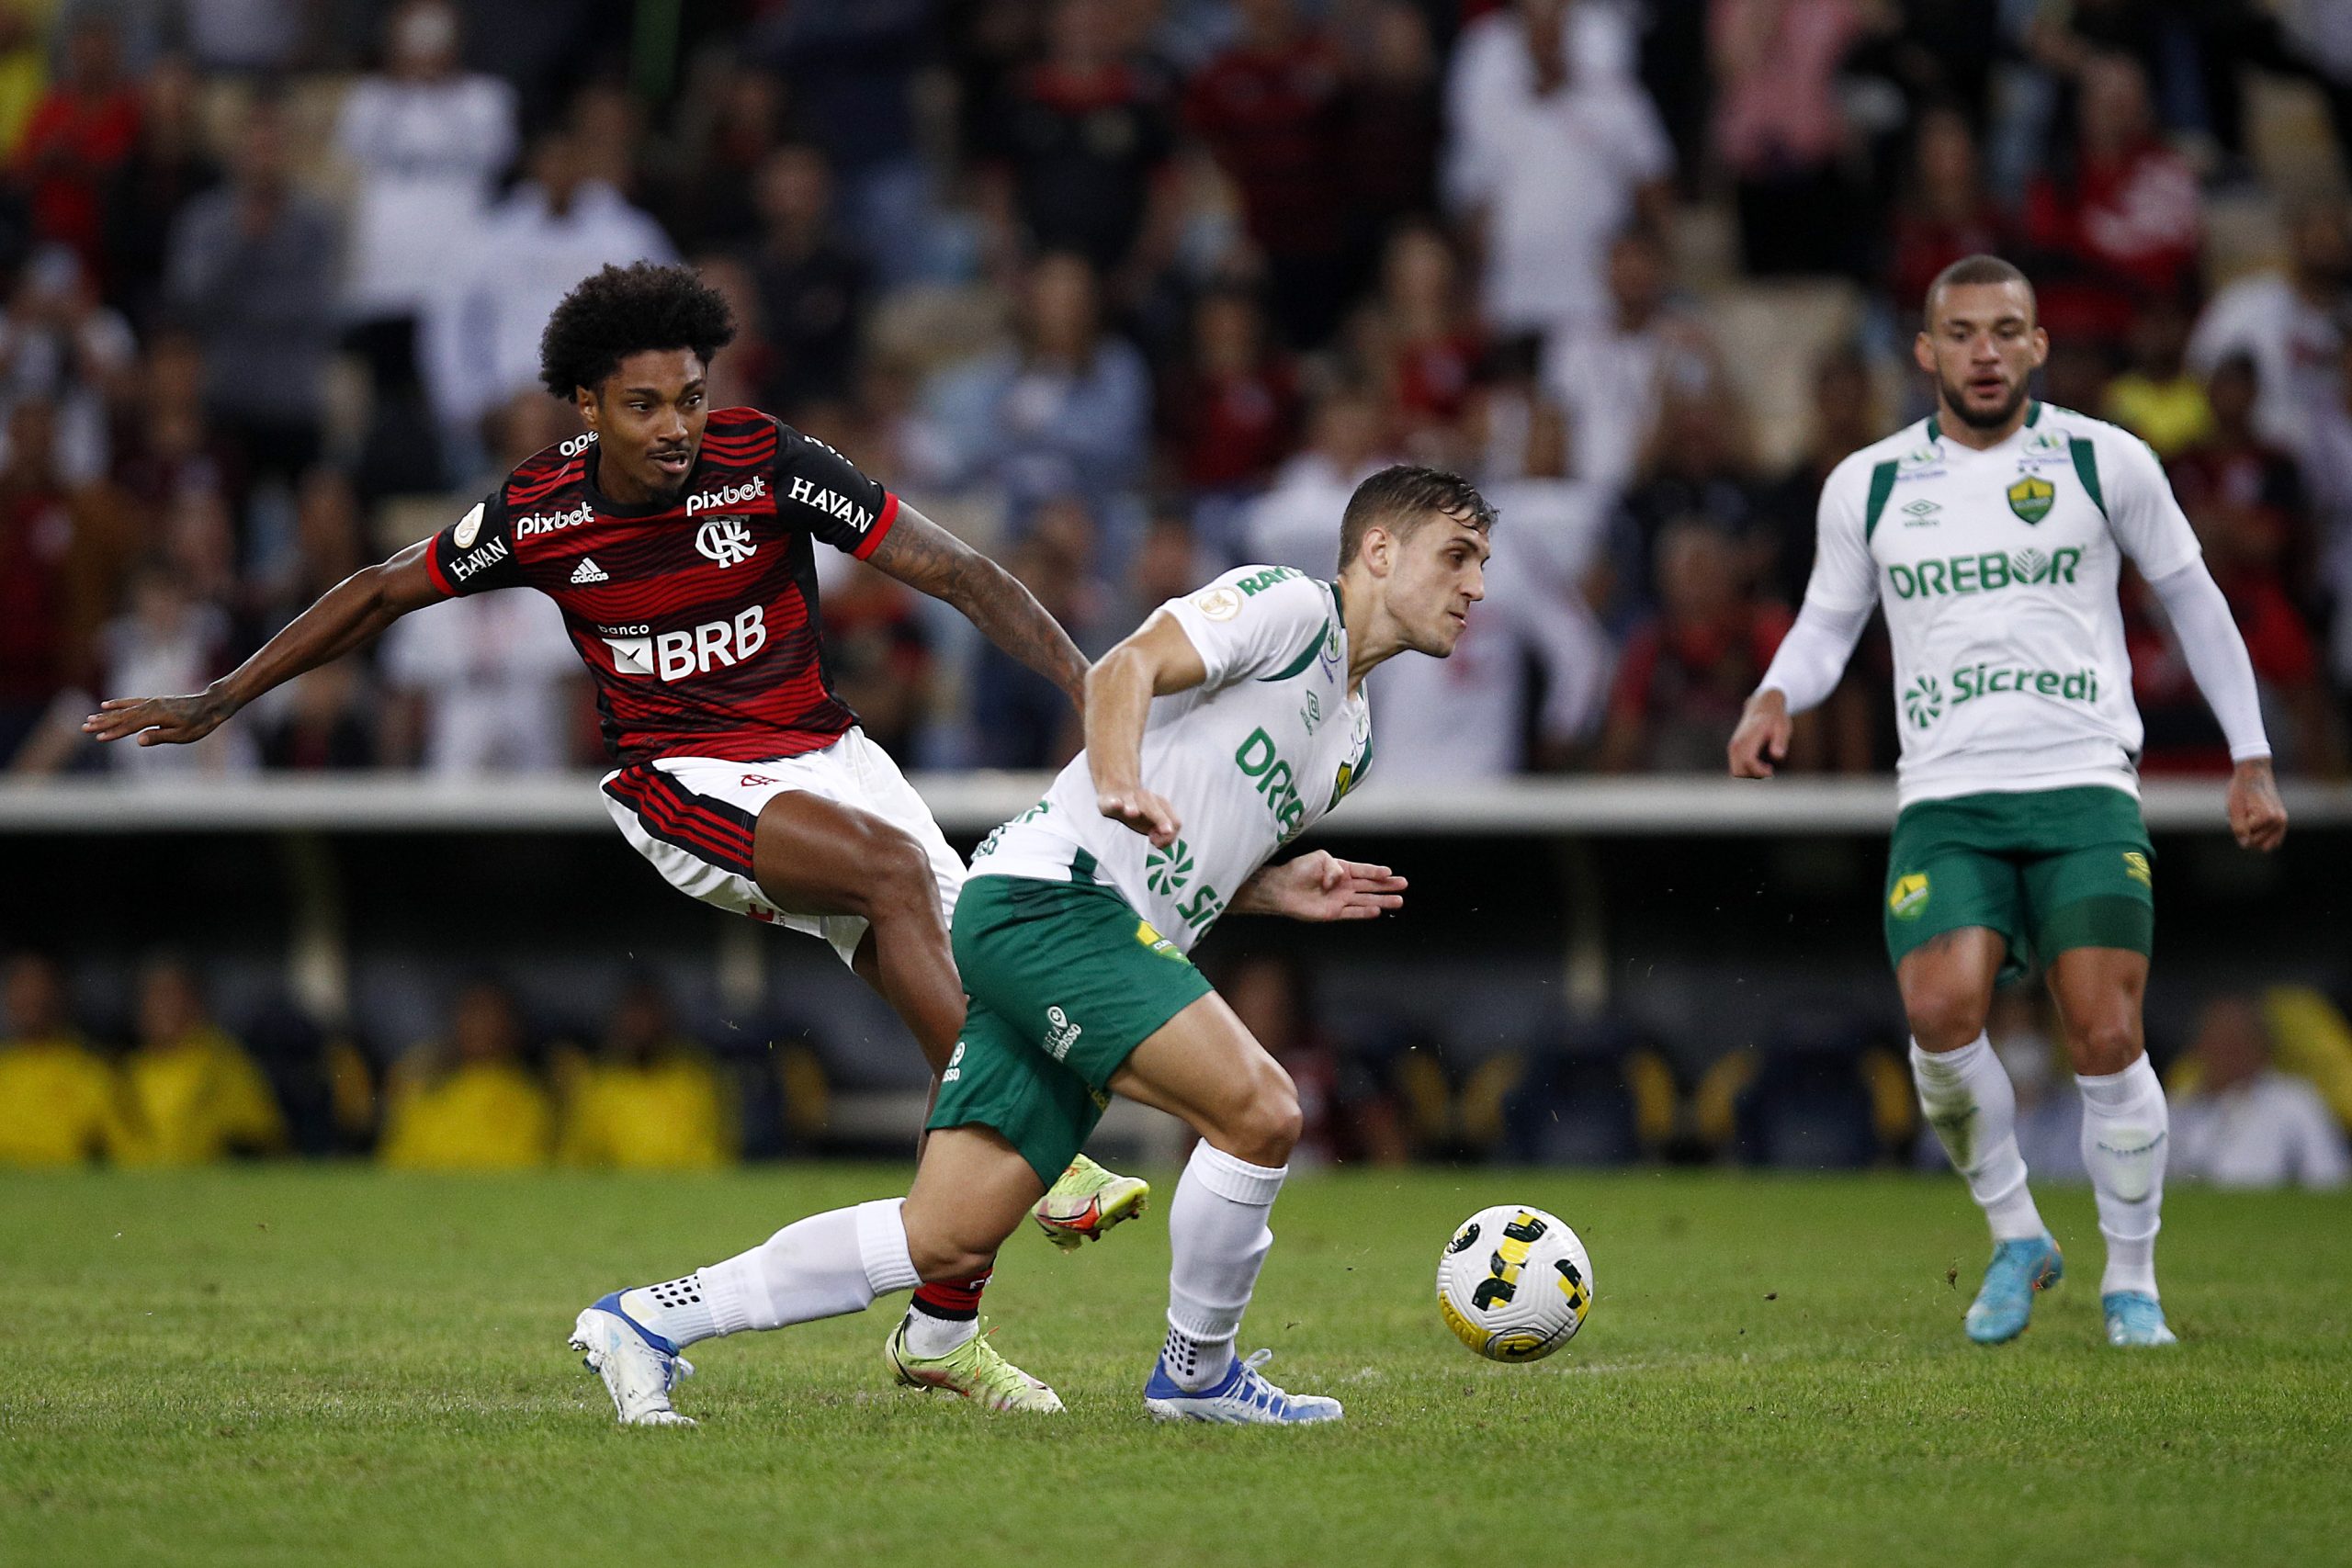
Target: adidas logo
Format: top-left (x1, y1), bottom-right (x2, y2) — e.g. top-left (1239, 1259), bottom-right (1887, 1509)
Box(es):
top-left (570, 557), bottom-right (609, 584)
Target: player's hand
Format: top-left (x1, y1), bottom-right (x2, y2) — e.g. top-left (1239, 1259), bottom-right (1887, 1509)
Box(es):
top-left (1254, 851), bottom-right (1408, 922)
top-left (1727, 689), bottom-right (1792, 778)
top-left (1098, 785), bottom-right (1181, 847)
top-left (82, 690), bottom-right (234, 746)
top-left (2227, 757), bottom-right (2288, 852)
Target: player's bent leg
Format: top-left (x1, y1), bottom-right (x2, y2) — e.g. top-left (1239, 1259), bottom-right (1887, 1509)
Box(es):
top-left (1109, 991), bottom-right (1302, 1167)
top-left (1897, 927), bottom-right (2061, 1341)
top-left (889, 1126), bottom-right (1066, 1410)
top-left (900, 1124), bottom-right (1049, 1281)
top-left (2047, 945), bottom-right (2175, 1345)
top-left (1111, 998), bottom-right (1339, 1425)
top-left (571, 1196), bottom-right (921, 1426)
top-left (753, 790), bottom-right (964, 1070)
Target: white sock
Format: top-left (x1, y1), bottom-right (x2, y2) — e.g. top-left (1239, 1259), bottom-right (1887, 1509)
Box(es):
top-left (2078, 1055), bottom-right (2168, 1299)
top-left (1164, 1142), bottom-right (1287, 1392)
top-left (616, 1271), bottom-right (718, 1348)
top-left (623, 1198), bottom-right (918, 1348)
top-left (899, 1310), bottom-right (978, 1359)
top-left (1912, 1034), bottom-right (2046, 1243)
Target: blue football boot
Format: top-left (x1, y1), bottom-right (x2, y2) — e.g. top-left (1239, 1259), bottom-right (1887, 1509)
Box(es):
top-left (1964, 1234), bottom-right (2064, 1344)
top-left (2102, 1292), bottom-right (2177, 1348)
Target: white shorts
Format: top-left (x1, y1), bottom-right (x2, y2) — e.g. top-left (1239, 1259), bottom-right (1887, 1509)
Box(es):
top-left (600, 728), bottom-right (965, 966)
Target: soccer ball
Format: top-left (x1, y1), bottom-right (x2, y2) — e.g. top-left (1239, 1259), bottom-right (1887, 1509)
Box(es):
top-left (1436, 1204), bottom-right (1592, 1362)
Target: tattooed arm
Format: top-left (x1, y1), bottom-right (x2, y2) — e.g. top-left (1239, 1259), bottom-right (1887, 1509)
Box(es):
top-left (865, 502), bottom-right (1090, 709)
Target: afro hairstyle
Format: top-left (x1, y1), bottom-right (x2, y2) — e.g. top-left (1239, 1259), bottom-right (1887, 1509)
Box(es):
top-left (537, 261), bottom-right (738, 400)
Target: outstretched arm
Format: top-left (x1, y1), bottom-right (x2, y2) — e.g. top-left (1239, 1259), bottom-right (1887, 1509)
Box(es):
top-left (84, 540), bottom-right (444, 746)
top-left (1229, 851), bottom-right (1408, 921)
top-left (865, 502), bottom-right (1089, 710)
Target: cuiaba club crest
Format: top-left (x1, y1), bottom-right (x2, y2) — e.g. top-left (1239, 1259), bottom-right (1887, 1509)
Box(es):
top-left (2007, 475), bottom-right (2055, 525)
top-left (1889, 873), bottom-right (1930, 920)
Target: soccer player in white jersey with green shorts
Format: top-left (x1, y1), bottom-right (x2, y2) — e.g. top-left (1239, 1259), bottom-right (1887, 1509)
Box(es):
top-left (571, 465), bottom-right (1491, 1424)
top-left (1730, 255), bottom-right (2289, 1348)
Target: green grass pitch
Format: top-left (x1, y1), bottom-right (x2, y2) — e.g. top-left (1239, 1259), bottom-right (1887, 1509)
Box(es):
top-left (3, 1167), bottom-right (2346, 1567)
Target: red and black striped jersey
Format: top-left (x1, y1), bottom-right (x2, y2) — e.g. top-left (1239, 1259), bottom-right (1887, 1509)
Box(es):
top-left (423, 406), bottom-right (899, 765)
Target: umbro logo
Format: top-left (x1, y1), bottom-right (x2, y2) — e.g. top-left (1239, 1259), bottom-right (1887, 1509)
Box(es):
top-left (1901, 500), bottom-right (1941, 525)
top-left (570, 557), bottom-right (609, 584)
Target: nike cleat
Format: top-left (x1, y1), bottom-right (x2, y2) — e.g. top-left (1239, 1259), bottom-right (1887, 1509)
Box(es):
top-left (886, 1317), bottom-right (1064, 1412)
top-left (570, 1292), bottom-right (696, 1427)
top-left (1964, 1234), bottom-right (2064, 1345)
top-left (1033, 1153), bottom-right (1150, 1251)
top-left (2102, 1292), bottom-right (2177, 1348)
top-left (1143, 1348), bottom-right (1342, 1425)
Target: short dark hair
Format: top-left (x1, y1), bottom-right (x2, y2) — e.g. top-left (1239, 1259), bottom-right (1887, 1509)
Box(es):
top-left (1923, 254), bottom-right (2035, 329)
top-left (538, 262), bottom-right (738, 400)
top-left (1337, 464), bottom-right (1495, 573)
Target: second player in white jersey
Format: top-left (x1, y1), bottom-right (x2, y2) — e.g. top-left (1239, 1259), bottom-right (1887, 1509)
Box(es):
top-left (970, 565), bottom-right (1374, 951)
top-left (1806, 401), bottom-right (2203, 805)
top-left (1733, 254), bottom-right (2288, 1356)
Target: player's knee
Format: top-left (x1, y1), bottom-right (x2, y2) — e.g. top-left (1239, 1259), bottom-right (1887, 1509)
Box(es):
top-left (910, 1237), bottom-right (999, 1285)
top-left (1221, 1063), bottom-right (1302, 1167)
top-left (2068, 1015), bottom-right (2143, 1077)
top-left (1902, 983), bottom-right (1989, 1054)
top-left (902, 1218), bottom-right (1000, 1284)
top-left (864, 827), bottom-right (942, 921)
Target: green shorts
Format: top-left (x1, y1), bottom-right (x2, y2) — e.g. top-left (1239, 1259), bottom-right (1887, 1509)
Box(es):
top-left (1883, 785), bottom-right (2154, 982)
top-left (926, 874), bottom-right (1215, 1184)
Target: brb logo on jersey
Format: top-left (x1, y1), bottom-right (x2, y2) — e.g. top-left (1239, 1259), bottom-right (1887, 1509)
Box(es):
top-left (695, 515), bottom-right (757, 569)
top-left (601, 605), bottom-right (767, 682)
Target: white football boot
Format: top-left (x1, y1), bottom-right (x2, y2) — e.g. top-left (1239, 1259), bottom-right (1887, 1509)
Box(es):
top-left (571, 1292), bottom-right (697, 1427)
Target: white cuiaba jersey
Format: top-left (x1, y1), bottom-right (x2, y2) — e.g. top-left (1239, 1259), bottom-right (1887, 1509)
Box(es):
top-left (970, 567), bottom-right (1373, 953)
top-left (1804, 401), bottom-right (2202, 806)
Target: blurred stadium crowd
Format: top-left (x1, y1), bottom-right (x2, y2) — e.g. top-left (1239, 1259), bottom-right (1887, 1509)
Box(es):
top-left (3, 947), bottom-right (2346, 1183)
top-left (1, 0), bottom-right (2351, 780)
top-left (6, 0), bottom-right (2352, 1181)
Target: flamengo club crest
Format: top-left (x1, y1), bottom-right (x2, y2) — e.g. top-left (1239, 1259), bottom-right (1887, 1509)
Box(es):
top-left (695, 515), bottom-right (757, 568)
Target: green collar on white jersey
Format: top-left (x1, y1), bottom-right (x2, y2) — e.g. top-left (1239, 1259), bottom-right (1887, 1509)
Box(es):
top-left (1925, 399), bottom-right (2043, 447)
top-left (1869, 401), bottom-right (2107, 540)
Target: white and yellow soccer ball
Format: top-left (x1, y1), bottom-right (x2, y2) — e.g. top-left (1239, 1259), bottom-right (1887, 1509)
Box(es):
top-left (1436, 1204), bottom-right (1592, 1362)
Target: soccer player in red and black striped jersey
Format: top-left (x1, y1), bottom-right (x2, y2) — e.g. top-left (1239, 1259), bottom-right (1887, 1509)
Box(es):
top-left (86, 262), bottom-right (1148, 1418)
